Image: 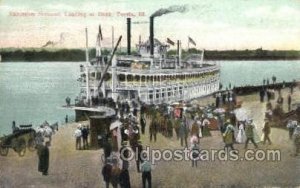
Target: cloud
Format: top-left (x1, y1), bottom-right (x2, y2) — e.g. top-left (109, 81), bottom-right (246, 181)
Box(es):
top-left (245, 5), bottom-right (300, 20)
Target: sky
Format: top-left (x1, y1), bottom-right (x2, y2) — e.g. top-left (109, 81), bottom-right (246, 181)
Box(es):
top-left (0, 0), bottom-right (300, 50)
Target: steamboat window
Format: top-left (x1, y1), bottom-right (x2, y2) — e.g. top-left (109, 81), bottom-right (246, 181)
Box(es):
top-left (118, 74), bottom-right (125, 81)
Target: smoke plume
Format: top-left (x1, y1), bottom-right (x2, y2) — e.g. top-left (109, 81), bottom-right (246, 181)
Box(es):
top-left (42, 32), bottom-right (67, 48)
top-left (151, 5), bottom-right (188, 17)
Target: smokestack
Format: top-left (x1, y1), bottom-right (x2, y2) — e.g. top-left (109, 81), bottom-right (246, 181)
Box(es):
top-left (150, 16), bottom-right (154, 56)
top-left (127, 18), bottom-right (131, 55)
top-left (177, 40), bottom-right (182, 68)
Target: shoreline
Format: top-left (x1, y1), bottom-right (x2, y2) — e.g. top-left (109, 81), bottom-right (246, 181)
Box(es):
top-left (1, 48), bottom-right (300, 62)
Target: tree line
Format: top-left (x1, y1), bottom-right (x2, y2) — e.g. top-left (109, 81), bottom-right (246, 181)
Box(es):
top-left (1, 48), bottom-right (300, 62)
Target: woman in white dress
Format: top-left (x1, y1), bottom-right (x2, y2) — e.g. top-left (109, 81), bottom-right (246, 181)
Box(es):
top-left (236, 122), bottom-right (246, 143)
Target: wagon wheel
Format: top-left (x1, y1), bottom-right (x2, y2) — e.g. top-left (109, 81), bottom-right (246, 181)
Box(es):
top-left (0, 144), bottom-right (9, 156)
top-left (27, 138), bottom-right (36, 152)
top-left (16, 138), bottom-right (26, 157)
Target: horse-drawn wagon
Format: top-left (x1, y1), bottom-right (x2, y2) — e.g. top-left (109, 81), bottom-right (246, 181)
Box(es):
top-left (0, 124), bottom-right (36, 157)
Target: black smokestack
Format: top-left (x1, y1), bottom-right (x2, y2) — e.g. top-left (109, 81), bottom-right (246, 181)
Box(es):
top-left (177, 40), bottom-right (179, 55)
top-left (150, 16), bottom-right (154, 56)
top-left (151, 5), bottom-right (188, 18)
top-left (127, 17), bottom-right (131, 55)
top-left (149, 5), bottom-right (188, 56)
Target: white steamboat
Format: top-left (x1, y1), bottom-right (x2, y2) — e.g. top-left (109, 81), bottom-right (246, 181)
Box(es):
top-left (74, 17), bottom-right (220, 120)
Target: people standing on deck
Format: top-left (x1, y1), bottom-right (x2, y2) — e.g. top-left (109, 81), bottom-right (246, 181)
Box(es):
top-left (119, 166), bottom-right (131, 188)
top-left (259, 89), bottom-right (265, 102)
top-left (190, 118), bottom-right (200, 141)
top-left (12, 121), bottom-right (19, 133)
top-left (222, 92), bottom-right (227, 105)
top-left (81, 125), bottom-right (89, 150)
top-left (290, 83), bottom-right (294, 94)
top-left (140, 115), bottom-right (146, 135)
top-left (174, 118), bottom-right (181, 140)
top-left (133, 141), bottom-right (143, 173)
top-left (111, 160), bottom-right (121, 188)
top-left (262, 118), bottom-right (272, 145)
top-left (220, 119), bottom-right (230, 134)
top-left (202, 117), bottom-right (211, 137)
top-left (140, 154), bottom-right (152, 188)
top-left (287, 120), bottom-right (297, 140)
top-left (38, 141), bottom-right (50, 176)
top-left (292, 125), bottom-right (300, 156)
top-left (119, 141), bottom-right (131, 188)
top-left (277, 94), bottom-right (284, 108)
top-left (215, 93), bottom-right (220, 108)
top-left (190, 137), bottom-right (199, 167)
top-left (149, 117), bottom-right (158, 142)
top-left (74, 125), bottom-right (82, 150)
top-left (102, 162), bottom-right (112, 188)
top-left (288, 94), bottom-right (292, 111)
top-left (166, 117), bottom-right (173, 138)
top-left (65, 115), bottom-right (68, 124)
top-left (179, 117), bottom-right (188, 147)
top-left (244, 120), bottom-right (258, 149)
top-left (103, 138), bottom-right (112, 160)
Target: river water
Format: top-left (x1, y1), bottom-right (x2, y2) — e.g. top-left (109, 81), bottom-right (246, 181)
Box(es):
top-left (0, 60), bottom-right (299, 134)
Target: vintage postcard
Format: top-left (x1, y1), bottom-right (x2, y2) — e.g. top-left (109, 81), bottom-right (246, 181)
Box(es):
top-left (0, 0), bottom-right (300, 187)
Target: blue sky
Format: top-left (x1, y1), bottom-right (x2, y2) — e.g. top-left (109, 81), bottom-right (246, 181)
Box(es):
top-left (0, 0), bottom-right (300, 50)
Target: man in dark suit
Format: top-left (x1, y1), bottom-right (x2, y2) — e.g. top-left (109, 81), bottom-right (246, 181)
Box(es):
top-left (38, 141), bottom-right (50, 175)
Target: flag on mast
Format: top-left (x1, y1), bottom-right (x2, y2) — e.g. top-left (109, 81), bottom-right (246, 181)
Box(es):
top-left (99, 25), bottom-right (103, 40)
top-left (188, 36), bottom-right (196, 46)
top-left (166, 38), bottom-right (175, 46)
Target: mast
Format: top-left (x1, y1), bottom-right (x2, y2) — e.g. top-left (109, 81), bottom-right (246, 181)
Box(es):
top-left (177, 40), bottom-right (182, 68)
top-left (112, 26), bottom-right (114, 50)
top-left (201, 49), bottom-right (204, 66)
top-left (98, 36), bottom-right (122, 91)
top-left (96, 25), bottom-right (102, 58)
top-left (85, 28), bottom-right (90, 105)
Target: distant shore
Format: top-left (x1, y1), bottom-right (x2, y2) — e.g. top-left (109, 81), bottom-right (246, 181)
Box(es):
top-left (1, 48), bottom-right (300, 62)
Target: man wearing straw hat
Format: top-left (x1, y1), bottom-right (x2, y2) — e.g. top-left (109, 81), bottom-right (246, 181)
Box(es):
top-left (74, 124), bottom-right (82, 150)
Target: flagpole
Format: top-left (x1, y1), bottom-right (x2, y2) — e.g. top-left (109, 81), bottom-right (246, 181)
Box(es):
top-left (187, 36), bottom-right (190, 50)
top-left (112, 26), bottom-right (114, 50)
top-left (85, 28), bottom-right (90, 105)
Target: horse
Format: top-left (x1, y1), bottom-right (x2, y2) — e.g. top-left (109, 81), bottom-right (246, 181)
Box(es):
top-left (49, 122), bottom-right (59, 134)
